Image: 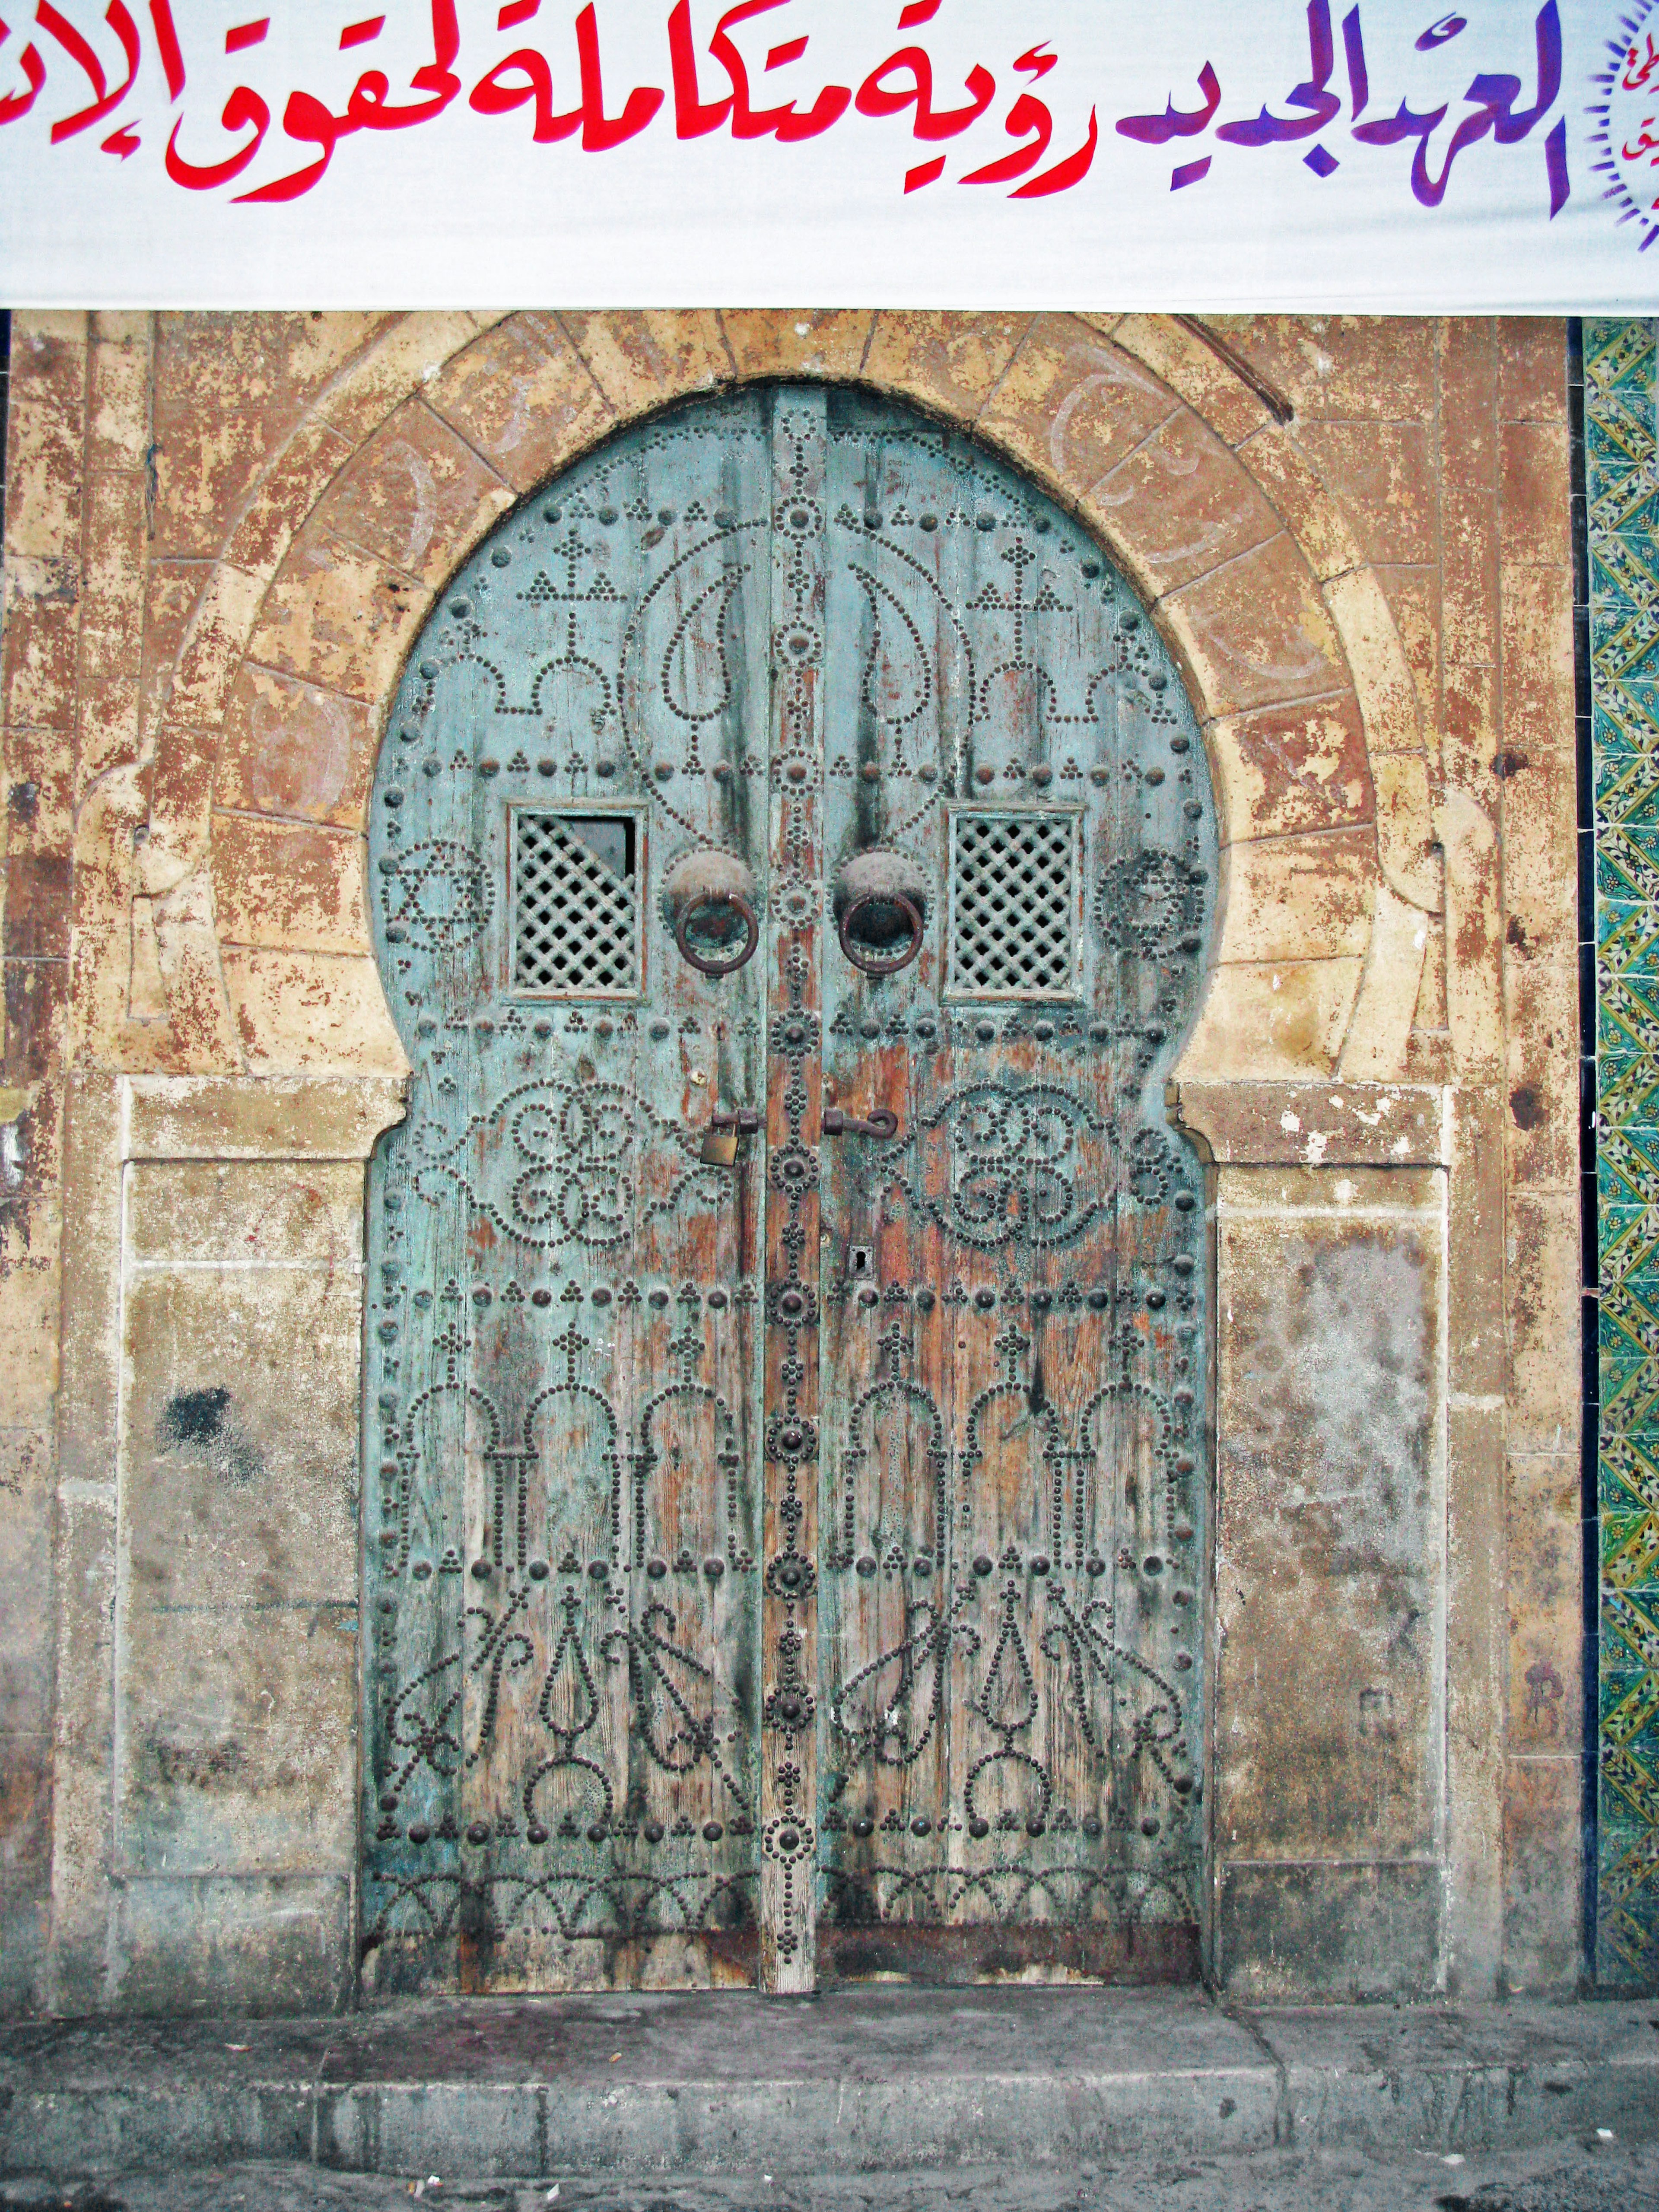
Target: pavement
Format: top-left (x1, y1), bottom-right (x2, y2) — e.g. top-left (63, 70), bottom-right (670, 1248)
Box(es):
top-left (0, 1987), bottom-right (1656, 2206)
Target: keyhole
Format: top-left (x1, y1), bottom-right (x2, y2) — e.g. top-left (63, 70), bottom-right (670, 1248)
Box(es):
top-left (849, 1246), bottom-right (874, 1279)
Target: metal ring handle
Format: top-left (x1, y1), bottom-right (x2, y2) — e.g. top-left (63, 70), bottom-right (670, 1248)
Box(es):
top-left (837, 890), bottom-right (923, 977)
top-left (675, 890), bottom-right (760, 978)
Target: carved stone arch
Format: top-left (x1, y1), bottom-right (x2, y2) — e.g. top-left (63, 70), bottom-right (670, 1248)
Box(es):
top-left (133, 310), bottom-right (1437, 1087)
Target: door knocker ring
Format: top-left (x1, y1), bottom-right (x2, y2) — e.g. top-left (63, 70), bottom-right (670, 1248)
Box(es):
top-left (676, 890), bottom-right (760, 977)
top-left (838, 890), bottom-right (923, 977)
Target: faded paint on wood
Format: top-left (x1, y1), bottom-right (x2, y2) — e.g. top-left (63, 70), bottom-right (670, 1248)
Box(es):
top-left (362, 385), bottom-right (1215, 1994)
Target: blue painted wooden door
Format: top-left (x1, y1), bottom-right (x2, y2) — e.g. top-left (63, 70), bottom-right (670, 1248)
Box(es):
top-left (362, 385), bottom-right (1214, 1995)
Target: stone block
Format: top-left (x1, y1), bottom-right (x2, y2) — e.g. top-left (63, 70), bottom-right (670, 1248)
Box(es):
top-left (1177, 957), bottom-right (1362, 1080)
top-left (1205, 692), bottom-right (1373, 846)
top-left (48, 1487), bottom-right (118, 2006)
top-left (1204, 317), bottom-right (1439, 423)
top-left (70, 761), bottom-right (149, 1069)
top-left (1506, 1191), bottom-right (1582, 1456)
top-left (111, 1874), bottom-right (350, 2014)
top-left (127, 1158), bottom-right (365, 1269)
top-left (148, 562), bottom-right (270, 861)
top-left (210, 814), bottom-right (370, 957)
top-left (57, 1072), bottom-right (123, 1491)
top-left (0, 1729), bottom-right (52, 1939)
top-left (0, 1430), bottom-right (54, 1738)
top-left (1324, 567), bottom-right (1424, 760)
top-left (1108, 314), bottom-right (1272, 446)
top-left (423, 315), bottom-right (611, 494)
top-left (117, 1604), bottom-right (358, 1876)
top-left (1214, 1182), bottom-right (1443, 1864)
top-left (141, 560), bottom-right (207, 744)
top-left (862, 311), bottom-right (1028, 427)
top-left (1216, 1861), bottom-right (1442, 2000)
top-left (117, 1262), bottom-right (362, 1872)
top-left (1498, 320), bottom-right (1569, 424)
top-left (1213, 826), bottom-right (1376, 965)
top-left (215, 662), bottom-right (378, 830)
top-left (318, 311), bottom-right (500, 448)
top-left (74, 671), bottom-right (143, 797)
top-left (4, 317), bottom-right (87, 560)
top-left (3, 554), bottom-right (81, 734)
top-left (1505, 1452), bottom-right (1583, 1754)
top-left (0, 1252), bottom-right (60, 1435)
top-left (1086, 412), bottom-right (1281, 603)
top-left (1168, 1084), bottom-right (1444, 1167)
top-left (150, 865), bottom-right (245, 1073)
top-left (1374, 563), bottom-right (1442, 731)
top-left (246, 530), bottom-right (430, 705)
top-left (1445, 1398), bottom-right (1505, 1997)
top-left (316, 397), bottom-right (514, 588)
top-left (1218, 1164), bottom-right (1444, 1211)
top-left (87, 321), bottom-right (152, 472)
top-left (1439, 324), bottom-right (1500, 670)
top-left (1504, 566), bottom-right (1575, 765)
top-left (5, 849), bottom-right (72, 960)
top-left (976, 317), bottom-right (1174, 498)
top-left (719, 311), bottom-right (874, 383)
top-left (1296, 423), bottom-right (1437, 566)
top-left (126, 1074), bottom-right (407, 1162)
top-left (1502, 1756), bottom-right (1582, 1991)
top-left (1160, 535), bottom-right (1348, 718)
top-left (1503, 941), bottom-right (1579, 1192)
top-left (1439, 785), bottom-right (1504, 1081)
top-left (1443, 656), bottom-right (1498, 801)
top-left (563, 309), bottom-right (733, 413)
top-left (222, 416), bottom-right (357, 585)
top-left (1339, 883), bottom-right (1432, 1083)
top-left (219, 949), bottom-right (408, 1075)
top-left (151, 312), bottom-right (394, 558)
top-left (1233, 422), bottom-right (1366, 582)
top-left (5, 953), bottom-right (68, 1091)
top-left (79, 472), bottom-right (147, 685)
top-left (1499, 423), bottom-right (1571, 567)
top-left (1449, 1086), bottom-right (1506, 1400)
top-left (3, 728), bottom-right (76, 870)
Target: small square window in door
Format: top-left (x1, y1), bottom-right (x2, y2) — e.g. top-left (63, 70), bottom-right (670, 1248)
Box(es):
top-left (948, 810), bottom-right (1081, 997)
top-left (512, 810), bottom-right (641, 995)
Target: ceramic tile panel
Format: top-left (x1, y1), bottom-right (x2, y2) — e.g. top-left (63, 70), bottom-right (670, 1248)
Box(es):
top-left (1587, 316), bottom-right (1659, 1987)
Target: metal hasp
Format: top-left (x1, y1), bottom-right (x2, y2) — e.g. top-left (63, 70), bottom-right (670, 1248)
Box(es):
top-left (701, 1107), bottom-right (762, 1166)
top-left (361, 381), bottom-right (1218, 2000)
top-left (820, 1106), bottom-right (899, 1140)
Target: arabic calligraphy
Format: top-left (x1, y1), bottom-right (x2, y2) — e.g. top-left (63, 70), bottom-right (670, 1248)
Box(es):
top-left (1607, 3), bottom-right (1659, 241)
top-left (1118, 0), bottom-right (1566, 214)
top-left (0, 0), bottom-right (1573, 219)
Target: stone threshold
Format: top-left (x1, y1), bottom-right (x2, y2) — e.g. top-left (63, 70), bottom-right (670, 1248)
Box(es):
top-left (1, 1988), bottom-right (1655, 2180)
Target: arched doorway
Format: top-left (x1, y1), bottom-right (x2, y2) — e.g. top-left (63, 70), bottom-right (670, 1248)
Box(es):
top-left (360, 382), bottom-right (1217, 1995)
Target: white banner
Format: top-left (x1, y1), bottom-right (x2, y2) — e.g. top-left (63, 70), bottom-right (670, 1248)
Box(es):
top-left (1, 0), bottom-right (1657, 309)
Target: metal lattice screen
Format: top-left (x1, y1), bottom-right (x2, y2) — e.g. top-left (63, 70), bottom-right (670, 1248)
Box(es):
top-left (950, 811), bottom-right (1080, 997)
top-left (513, 811), bottom-right (639, 995)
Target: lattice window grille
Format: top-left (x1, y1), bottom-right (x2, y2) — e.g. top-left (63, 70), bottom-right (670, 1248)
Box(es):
top-left (513, 811), bottom-right (640, 995)
top-left (949, 811), bottom-right (1080, 997)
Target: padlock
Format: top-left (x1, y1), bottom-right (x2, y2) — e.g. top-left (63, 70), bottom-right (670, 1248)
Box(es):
top-left (699, 1106), bottom-right (758, 1166)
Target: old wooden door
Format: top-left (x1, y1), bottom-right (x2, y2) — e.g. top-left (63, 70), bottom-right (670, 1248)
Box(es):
top-left (362, 385), bottom-right (1214, 1996)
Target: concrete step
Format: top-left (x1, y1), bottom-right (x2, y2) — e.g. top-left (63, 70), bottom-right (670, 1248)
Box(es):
top-left (2, 1990), bottom-right (1656, 2183)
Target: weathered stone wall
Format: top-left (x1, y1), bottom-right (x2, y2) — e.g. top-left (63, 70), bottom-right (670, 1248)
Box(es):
top-left (0, 311), bottom-right (1578, 2011)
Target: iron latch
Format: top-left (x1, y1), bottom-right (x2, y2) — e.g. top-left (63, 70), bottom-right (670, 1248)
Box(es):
top-left (821, 1106), bottom-right (899, 1140)
top-left (699, 1106), bottom-right (761, 1166)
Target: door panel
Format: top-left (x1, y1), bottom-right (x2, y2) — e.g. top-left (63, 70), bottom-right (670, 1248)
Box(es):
top-left (362, 385), bottom-right (1214, 1996)
top-left (364, 393), bottom-right (774, 1993)
top-left (814, 392), bottom-right (1212, 1980)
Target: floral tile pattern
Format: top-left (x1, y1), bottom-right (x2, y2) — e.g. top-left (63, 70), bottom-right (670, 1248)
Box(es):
top-left (1589, 315), bottom-right (1659, 1986)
